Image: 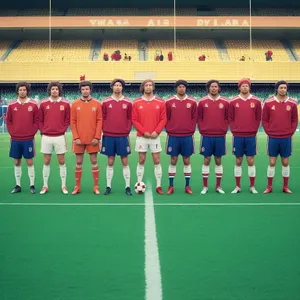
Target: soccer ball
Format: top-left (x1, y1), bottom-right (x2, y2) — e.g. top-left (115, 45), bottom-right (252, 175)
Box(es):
top-left (135, 182), bottom-right (146, 194)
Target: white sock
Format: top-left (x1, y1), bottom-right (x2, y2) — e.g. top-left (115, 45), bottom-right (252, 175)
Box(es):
top-left (43, 164), bottom-right (50, 187)
top-left (168, 164), bottom-right (176, 178)
top-left (123, 165), bottom-right (130, 188)
top-left (202, 164), bottom-right (210, 176)
top-left (234, 165), bottom-right (242, 177)
top-left (267, 166), bottom-right (275, 177)
top-left (215, 165), bottom-right (223, 177)
top-left (248, 165), bottom-right (256, 177)
top-left (282, 165), bottom-right (290, 177)
top-left (154, 164), bottom-right (162, 188)
top-left (106, 165), bottom-right (114, 188)
top-left (136, 163), bottom-right (144, 182)
top-left (28, 166), bottom-right (35, 186)
top-left (184, 164), bottom-right (192, 176)
top-left (60, 164), bottom-right (67, 187)
top-left (14, 166), bottom-right (22, 186)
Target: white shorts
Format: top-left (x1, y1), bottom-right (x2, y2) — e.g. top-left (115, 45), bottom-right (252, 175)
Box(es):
top-left (135, 136), bottom-right (162, 153)
top-left (41, 135), bottom-right (67, 154)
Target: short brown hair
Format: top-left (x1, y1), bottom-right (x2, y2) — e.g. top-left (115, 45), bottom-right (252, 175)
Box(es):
top-left (16, 81), bottom-right (30, 96)
top-left (47, 81), bottom-right (63, 96)
top-left (79, 80), bottom-right (93, 90)
top-left (140, 79), bottom-right (155, 93)
top-left (110, 78), bottom-right (125, 89)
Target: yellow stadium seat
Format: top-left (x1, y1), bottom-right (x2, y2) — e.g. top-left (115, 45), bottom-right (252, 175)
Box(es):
top-left (99, 40), bottom-right (138, 61)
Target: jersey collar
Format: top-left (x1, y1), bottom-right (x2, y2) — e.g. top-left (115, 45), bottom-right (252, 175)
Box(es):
top-left (142, 95), bottom-right (156, 101)
top-left (17, 98), bottom-right (30, 105)
top-left (207, 94), bottom-right (220, 101)
top-left (111, 95), bottom-right (124, 101)
top-left (49, 97), bottom-right (62, 103)
top-left (274, 96), bottom-right (289, 103)
top-left (239, 94), bottom-right (253, 101)
top-left (174, 94), bottom-right (188, 101)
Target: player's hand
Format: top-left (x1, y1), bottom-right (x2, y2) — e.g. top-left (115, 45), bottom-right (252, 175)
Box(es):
top-left (144, 132), bottom-right (151, 138)
top-left (150, 131), bottom-right (158, 139)
top-left (91, 138), bottom-right (99, 146)
top-left (75, 139), bottom-right (82, 145)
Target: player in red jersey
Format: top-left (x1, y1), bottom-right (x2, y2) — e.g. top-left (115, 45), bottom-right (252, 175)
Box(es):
top-left (198, 80), bottom-right (229, 194)
top-left (39, 82), bottom-right (70, 195)
top-left (132, 80), bottom-right (167, 194)
top-left (101, 79), bottom-right (132, 196)
top-left (262, 81), bottom-right (298, 194)
top-left (229, 78), bottom-right (262, 194)
top-left (6, 82), bottom-right (39, 194)
top-left (71, 81), bottom-right (102, 195)
top-left (165, 80), bottom-right (197, 195)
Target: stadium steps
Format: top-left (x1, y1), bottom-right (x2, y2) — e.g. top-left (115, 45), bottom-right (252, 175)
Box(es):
top-left (89, 40), bottom-right (102, 61)
top-left (280, 40), bottom-right (297, 61)
top-left (138, 40), bottom-right (148, 61)
top-left (1, 40), bottom-right (21, 62)
top-left (215, 39), bottom-right (230, 61)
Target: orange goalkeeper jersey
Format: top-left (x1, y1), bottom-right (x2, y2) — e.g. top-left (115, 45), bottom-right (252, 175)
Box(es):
top-left (71, 98), bottom-right (102, 144)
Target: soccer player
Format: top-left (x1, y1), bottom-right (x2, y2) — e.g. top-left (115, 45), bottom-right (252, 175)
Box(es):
top-left (262, 80), bottom-right (298, 194)
top-left (229, 78), bottom-right (262, 194)
top-left (132, 79), bottom-right (167, 194)
top-left (39, 81), bottom-right (70, 195)
top-left (6, 82), bottom-right (39, 194)
top-left (71, 81), bottom-right (102, 195)
top-left (101, 78), bottom-right (132, 196)
top-left (198, 80), bottom-right (229, 194)
top-left (165, 80), bottom-right (197, 194)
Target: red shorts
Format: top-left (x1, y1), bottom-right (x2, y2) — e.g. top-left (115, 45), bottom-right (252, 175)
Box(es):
top-left (72, 142), bottom-right (100, 154)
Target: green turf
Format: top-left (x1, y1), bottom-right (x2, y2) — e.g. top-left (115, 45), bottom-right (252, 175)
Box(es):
top-left (0, 133), bottom-right (299, 300)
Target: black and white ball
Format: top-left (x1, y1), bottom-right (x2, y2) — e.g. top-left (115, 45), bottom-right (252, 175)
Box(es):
top-left (135, 182), bottom-right (146, 194)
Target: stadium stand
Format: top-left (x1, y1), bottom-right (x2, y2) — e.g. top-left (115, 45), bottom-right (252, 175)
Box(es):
top-left (225, 40), bottom-right (291, 61)
top-left (6, 40), bottom-right (92, 62)
top-left (66, 8), bottom-right (139, 16)
top-left (292, 40), bottom-right (300, 59)
top-left (213, 8), bottom-right (250, 16)
top-left (99, 40), bottom-right (138, 61)
top-left (0, 41), bottom-right (10, 59)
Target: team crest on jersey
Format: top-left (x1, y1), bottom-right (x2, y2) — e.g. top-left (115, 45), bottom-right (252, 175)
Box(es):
top-left (286, 105), bottom-right (291, 111)
top-left (236, 103), bottom-right (239, 108)
top-left (219, 103), bottom-right (224, 109)
top-left (168, 147), bottom-right (172, 152)
top-left (92, 107), bottom-right (96, 111)
top-left (28, 106), bottom-right (33, 112)
top-left (14, 107), bottom-right (17, 111)
top-left (122, 104), bottom-right (127, 109)
top-left (139, 106), bottom-right (143, 109)
top-left (29, 147), bottom-right (32, 152)
top-left (205, 103), bottom-right (208, 108)
top-left (186, 103), bottom-right (191, 108)
top-left (60, 105), bottom-right (65, 111)
top-left (156, 105), bottom-right (160, 109)
top-left (46, 105), bottom-right (50, 110)
top-left (250, 102), bottom-right (255, 108)
top-left (172, 103), bottom-right (176, 108)
top-left (201, 147), bottom-right (205, 152)
top-left (102, 146), bottom-right (105, 152)
top-left (109, 104), bottom-right (112, 108)
top-left (77, 106), bottom-right (80, 110)
top-left (271, 105), bottom-right (275, 110)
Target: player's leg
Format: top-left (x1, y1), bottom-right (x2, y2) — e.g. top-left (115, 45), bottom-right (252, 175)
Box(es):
top-left (166, 135), bottom-right (179, 194)
top-left (150, 136), bottom-right (163, 194)
top-left (182, 136), bottom-right (195, 194)
top-left (214, 136), bottom-right (226, 193)
top-left (117, 136), bottom-right (132, 195)
top-left (23, 140), bottom-right (36, 194)
top-left (104, 156), bottom-right (115, 195)
top-left (183, 156), bottom-right (192, 194)
top-left (232, 136), bottom-right (243, 193)
top-left (280, 138), bottom-right (292, 193)
top-left (89, 152), bottom-right (100, 194)
top-left (72, 142), bottom-right (84, 194)
top-left (40, 154), bottom-right (51, 194)
top-left (9, 140), bottom-right (22, 193)
top-left (245, 136), bottom-right (258, 193)
top-left (264, 137), bottom-right (278, 193)
top-left (200, 136), bottom-right (213, 194)
top-left (135, 136), bottom-right (148, 183)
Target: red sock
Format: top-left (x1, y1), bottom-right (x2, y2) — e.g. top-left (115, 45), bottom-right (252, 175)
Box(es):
top-left (203, 175), bottom-right (208, 188)
top-left (75, 167), bottom-right (82, 187)
top-left (268, 177), bottom-right (273, 187)
top-left (92, 166), bottom-right (99, 186)
top-left (216, 175), bottom-right (222, 188)
top-left (235, 177), bottom-right (241, 188)
top-left (283, 177), bottom-right (289, 187)
top-left (250, 176), bottom-right (255, 187)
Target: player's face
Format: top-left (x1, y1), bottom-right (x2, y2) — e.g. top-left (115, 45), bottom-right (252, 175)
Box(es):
top-left (18, 86), bottom-right (28, 99)
top-left (144, 82), bottom-right (154, 94)
top-left (113, 82), bottom-right (123, 94)
top-left (176, 84), bottom-right (186, 96)
top-left (81, 86), bottom-right (91, 98)
top-left (50, 86), bottom-right (59, 98)
top-left (209, 83), bottom-right (219, 96)
top-left (240, 84), bottom-right (250, 95)
top-left (277, 84), bottom-right (287, 97)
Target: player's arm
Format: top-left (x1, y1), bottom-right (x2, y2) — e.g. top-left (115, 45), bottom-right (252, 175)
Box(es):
top-left (261, 103), bottom-right (270, 134)
top-left (154, 102), bottom-right (167, 135)
top-left (71, 102), bottom-right (80, 140)
top-left (64, 103), bottom-right (71, 133)
top-left (197, 101), bottom-right (203, 129)
top-left (255, 100), bottom-right (262, 131)
top-left (33, 104), bottom-right (39, 135)
top-left (94, 102), bottom-right (102, 140)
top-left (102, 102), bottom-right (107, 120)
top-left (127, 102), bottom-right (132, 129)
top-left (6, 105), bottom-right (13, 135)
top-left (38, 104), bottom-right (44, 134)
top-left (228, 102), bottom-right (235, 131)
top-left (132, 103), bottom-right (146, 135)
top-left (191, 101), bottom-right (197, 131)
top-left (291, 104), bottom-right (299, 134)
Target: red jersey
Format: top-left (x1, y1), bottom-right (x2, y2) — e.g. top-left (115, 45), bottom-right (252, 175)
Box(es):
top-left (262, 96), bottom-right (298, 138)
top-left (102, 96), bottom-right (132, 137)
top-left (6, 98), bottom-right (39, 141)
top-left (132, 96), bottom-right (167, 136)
top-left (229, 94), bottom-right (262, 137)
top-left (39, 97), bottom-right (70, 137)
top-left (165, 95), bottom-right (197, 136)
top-left (198, 95), bottom-right (229, 137)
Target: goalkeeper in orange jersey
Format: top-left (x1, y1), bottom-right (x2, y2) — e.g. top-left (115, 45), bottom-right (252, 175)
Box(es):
top-left (71, 81), bottom-right (102, 195)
